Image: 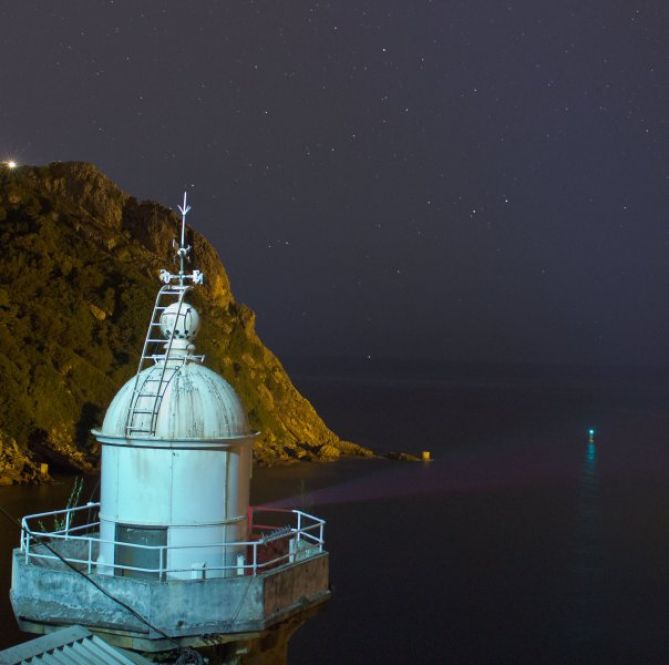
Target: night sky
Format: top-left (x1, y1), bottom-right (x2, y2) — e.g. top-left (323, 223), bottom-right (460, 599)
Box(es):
top-left (2, 1), bottom-right (668, 367)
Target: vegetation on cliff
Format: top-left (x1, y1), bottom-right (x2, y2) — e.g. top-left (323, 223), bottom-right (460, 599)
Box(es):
top-left (0, 162), bottom-right (371, 481)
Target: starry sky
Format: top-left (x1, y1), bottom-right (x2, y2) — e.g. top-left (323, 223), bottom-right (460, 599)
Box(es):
top-left (1, 1), bottom-right (668, 368)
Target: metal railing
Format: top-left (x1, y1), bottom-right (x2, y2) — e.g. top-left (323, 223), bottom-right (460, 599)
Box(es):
top-left (19, 503), bottom-right (325, 578)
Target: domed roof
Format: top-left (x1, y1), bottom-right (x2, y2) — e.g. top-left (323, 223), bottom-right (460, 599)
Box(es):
top-left (100, 360), bottom-right (251, 440)
top-left (93, 196), bottom-right (254, 443)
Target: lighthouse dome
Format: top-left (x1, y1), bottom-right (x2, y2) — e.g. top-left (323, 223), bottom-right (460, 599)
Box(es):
top-left (100, 360), bottom-right (251, 440)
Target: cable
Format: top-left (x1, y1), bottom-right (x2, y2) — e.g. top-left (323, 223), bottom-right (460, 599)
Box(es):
top-left (0, 504), bottom-right (182, 651)
top-left (1, 503), bottom-right (260, 662)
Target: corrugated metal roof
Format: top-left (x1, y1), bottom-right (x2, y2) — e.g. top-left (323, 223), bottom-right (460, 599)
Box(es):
top-left (0, 625), bottom-right (152, 665)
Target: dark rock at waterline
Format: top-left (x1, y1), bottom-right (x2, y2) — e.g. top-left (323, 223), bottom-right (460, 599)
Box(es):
top-left (384, 451), bottom-right (422, 462)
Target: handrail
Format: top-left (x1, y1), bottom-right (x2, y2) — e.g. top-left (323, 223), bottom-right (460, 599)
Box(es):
top-left (21, 501), bottom-right (97, 522)
top-left (19, 504), bottom-right (325, 577)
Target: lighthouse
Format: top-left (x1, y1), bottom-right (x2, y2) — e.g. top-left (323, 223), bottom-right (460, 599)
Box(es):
top-left (95, 193), bottom-right (255, 581)
top-left (10, 196), bottom-right (330, 661)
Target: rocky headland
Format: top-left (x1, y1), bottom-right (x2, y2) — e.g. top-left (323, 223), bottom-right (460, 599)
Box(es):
top-left (0, 161), bottom-right (373, 483)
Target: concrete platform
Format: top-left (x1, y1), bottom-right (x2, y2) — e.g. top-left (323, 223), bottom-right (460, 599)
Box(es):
top-left (11, 548), bottom-right (330, 652)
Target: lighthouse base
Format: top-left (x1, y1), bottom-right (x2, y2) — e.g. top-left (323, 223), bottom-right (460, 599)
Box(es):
top-left (11, 547), bottom-right (330, 654)
top-left (16, 602), bottom-right (325, 664)
top-left (197, 603), bottom-right (324, 665)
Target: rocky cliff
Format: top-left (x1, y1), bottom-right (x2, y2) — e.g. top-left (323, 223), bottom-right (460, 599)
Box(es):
top-left (0, 161), bottom-right (371, 482)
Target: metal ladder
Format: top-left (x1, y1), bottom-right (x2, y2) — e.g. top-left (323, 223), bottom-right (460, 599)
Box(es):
top-left (124, 284), bottom-right (192, 437)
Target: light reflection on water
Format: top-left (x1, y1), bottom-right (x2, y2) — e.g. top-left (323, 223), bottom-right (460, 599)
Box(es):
top-left (563, 439), bottom-right (604, 655)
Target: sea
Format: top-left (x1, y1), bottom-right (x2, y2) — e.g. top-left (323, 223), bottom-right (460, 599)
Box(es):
top-left (2, 363), bottom-right (669, 664)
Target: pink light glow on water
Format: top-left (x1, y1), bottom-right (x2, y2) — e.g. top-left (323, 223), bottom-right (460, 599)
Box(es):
top-left (259, 444), bottom-right (572, 510)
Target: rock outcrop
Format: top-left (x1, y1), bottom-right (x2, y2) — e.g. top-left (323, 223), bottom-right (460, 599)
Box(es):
top-left (0, 162), bottom-right (372, 482)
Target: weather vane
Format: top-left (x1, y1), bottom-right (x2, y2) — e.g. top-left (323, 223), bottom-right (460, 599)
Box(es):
top-left (159, 192), bottom-right (204, 286)
top-left (176, 191), bottom-right (192, 277)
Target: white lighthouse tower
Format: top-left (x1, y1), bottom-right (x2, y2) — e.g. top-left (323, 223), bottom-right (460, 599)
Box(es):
top-left (11, 195), bottom-right (331, 662)
top-left (94, 195), bottom-right (255, 581)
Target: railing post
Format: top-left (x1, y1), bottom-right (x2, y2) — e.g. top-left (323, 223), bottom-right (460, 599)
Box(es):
top-left (160, 546), bottom-right (165, 581)
top-left (236, 553), bottom-right (245, 576)
top-left (296, 511), bottom-right (302, 546)
top-left (252, 542), bottom-right (258, 576)
top-left (87, 538), bottom-right (92, 574)
top-left (319, 522), bottom-right (324, 552)
top-left (22, 521), bottom-right (29, 563)
top-left (64, 510), bottom-right (71, 538)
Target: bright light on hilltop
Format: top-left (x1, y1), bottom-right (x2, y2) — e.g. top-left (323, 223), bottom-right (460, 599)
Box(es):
top-left (5, 160), bottom-right (17, 169)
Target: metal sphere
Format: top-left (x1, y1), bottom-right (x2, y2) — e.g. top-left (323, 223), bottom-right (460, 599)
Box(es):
top-left (160, 302), bottom-right (200, 340)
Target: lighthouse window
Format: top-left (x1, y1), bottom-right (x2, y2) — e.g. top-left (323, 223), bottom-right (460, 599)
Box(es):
top-left (114, 524), bottom-right (167, 580)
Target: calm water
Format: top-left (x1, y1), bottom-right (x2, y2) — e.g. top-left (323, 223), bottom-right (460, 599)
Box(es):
top-left (3, 368), bottom-right (669, 663)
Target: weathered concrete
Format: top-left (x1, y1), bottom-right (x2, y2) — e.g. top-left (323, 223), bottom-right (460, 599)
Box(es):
top-left (11, 548), bottom-right (330, 652)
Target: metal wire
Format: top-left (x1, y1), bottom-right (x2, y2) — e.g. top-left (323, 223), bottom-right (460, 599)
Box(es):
top-left (0, 504), bottom-right (182, 651)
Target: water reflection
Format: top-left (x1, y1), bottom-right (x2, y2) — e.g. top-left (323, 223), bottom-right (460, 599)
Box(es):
top-left (563, 440), bottom-right (604, 653)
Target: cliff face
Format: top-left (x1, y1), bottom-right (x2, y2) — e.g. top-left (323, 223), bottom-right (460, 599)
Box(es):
top-left (0, 162), bottom-right (371, 481)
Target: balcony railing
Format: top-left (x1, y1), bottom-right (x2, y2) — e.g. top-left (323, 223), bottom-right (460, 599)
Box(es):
top-left (19, 503), bottom-right (325, 578)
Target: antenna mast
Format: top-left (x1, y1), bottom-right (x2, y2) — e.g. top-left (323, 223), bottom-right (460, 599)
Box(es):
top-left (176, 192), bottom-right (192, 284)
top-left (158, 193), bottom-right (204, 287)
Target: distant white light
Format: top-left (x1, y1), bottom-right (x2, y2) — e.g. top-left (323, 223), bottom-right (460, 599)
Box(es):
top-left (6, 160), bottom-right (17, 169)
